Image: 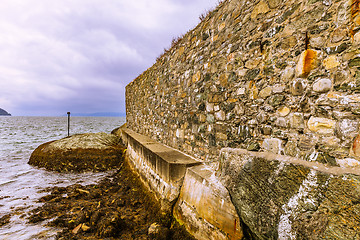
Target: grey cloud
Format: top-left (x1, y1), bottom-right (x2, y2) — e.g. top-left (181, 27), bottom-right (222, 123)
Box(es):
top-left (0, 0), bottom-right (219, 116)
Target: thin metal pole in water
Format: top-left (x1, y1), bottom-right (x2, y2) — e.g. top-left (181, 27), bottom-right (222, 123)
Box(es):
top-left (67, 112), bottom-right (70, 136)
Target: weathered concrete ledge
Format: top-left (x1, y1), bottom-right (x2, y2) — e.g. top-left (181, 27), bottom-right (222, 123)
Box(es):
top-left (119, 128), bottom-right (244, 239)
top-left (120, 127), bottom-right (360, 239)
top-left (174, 164), bottom-right (243, 240)
top-left (121, 128), bottom-right (201, 210)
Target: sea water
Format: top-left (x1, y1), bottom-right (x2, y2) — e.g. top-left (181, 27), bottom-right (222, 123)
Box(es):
top-left (0, 116), bottom-right (125, 239)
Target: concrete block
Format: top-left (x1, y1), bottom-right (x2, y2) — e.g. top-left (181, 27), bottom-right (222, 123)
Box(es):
top-left (174, 164), bottom-right (243, 240)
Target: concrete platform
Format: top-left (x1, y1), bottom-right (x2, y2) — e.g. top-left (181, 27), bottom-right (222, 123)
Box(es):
top-left (119, 128), bottom-right (243, 239)
top-left (121, 128), bottom-right (201, 210)
top-left (174, 164), bottom-right (243, 240)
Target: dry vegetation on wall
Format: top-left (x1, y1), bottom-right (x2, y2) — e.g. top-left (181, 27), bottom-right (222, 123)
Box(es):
top-left (125, 0), bottom-right (360, 238)
top-left (156, 0), bottom-right (227, 62)
top-left (127, 0), bottom-right (360, 166)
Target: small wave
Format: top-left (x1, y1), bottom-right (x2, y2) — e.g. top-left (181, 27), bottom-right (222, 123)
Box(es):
top-left (0, 116), bottom-right (125, 239)
top-left (12, 170), bottom-right (33, 178)
top-left (0, 180), bottom-right (16, 187)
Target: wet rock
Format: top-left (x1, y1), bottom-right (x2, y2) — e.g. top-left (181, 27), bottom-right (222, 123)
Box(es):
top-left (28, 162), bottom-right (195, 240)
top-left (218, 149), bottom-right (360, 240)
top-left (148, 223), bottom-right (170, 240)
top-left (28, 133), bottom-right (126, 172)
top-left (0, 214), bottom-right (11, 227)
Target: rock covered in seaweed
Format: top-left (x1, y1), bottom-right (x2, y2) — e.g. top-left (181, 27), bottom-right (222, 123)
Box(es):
top-left (28, 132), bottom-right (126, 172)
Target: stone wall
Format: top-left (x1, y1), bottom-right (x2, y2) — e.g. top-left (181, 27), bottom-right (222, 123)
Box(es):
top-left (126, 0), bottom-right (360, 166)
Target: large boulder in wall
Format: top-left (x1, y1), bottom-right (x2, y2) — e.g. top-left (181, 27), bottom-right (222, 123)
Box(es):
top-left (29, 133), bottom-right (126, 172)
top-left (218, 148), bottom-right (360, 240)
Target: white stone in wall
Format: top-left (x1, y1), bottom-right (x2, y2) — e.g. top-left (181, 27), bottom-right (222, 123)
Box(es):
top-left (277, 106), bottom-right (290, 117)
top-left (215, 110), bottom-right (226, 121)
top-left (236, 87), bottom-right (246, 95)
top-left (259, 86), bottom-right (272, 99)
top-left (336, 158), bottom-right (360, 168)
top-left (310, 36), bottom-right (325, 49)
top-left (272, 84), bottom-right (286, 93)
top-left (336, 119), bottom-right (359, 141)
top-left (307, 117), bottom-right (336, 135)
top-left (281, 67), bottom-right (295, 82)
top-left (206, 102), bottom-right (214, 113)
top-left (323, 56), bottom-right (340, 70)
top-left (176, 129), bottom-right (185, 139)
top-left (312, 78), bottom-right (332, 93)
top-left (262, 138), bottom-right (283, 154)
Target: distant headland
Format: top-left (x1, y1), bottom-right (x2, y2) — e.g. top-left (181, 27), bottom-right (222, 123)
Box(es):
top-left (0, 108), bottom-right (11, 116)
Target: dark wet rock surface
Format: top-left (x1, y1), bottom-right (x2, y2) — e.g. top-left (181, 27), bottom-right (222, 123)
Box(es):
top-left (0, 214), bottom-right (11, 227)
top-left (28, 161), bottom-right (195, 240)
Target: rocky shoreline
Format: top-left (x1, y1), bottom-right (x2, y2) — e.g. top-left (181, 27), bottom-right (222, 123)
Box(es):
top-left (25, 131), bottom-right (195, 239)
top-left (28, 160), bottom-right (195, 240)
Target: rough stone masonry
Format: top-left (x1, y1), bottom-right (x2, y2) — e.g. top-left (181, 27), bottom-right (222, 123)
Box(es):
top-left (127, 0), bottom-right (360, 166)
top-left (125, 0), bottom-right (360, 239)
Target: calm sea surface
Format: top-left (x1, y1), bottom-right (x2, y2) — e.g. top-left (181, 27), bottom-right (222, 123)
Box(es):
top-left (0, 116), bottom-right (126, 239)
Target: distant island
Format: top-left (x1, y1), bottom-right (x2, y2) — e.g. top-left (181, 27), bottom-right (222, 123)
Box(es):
top-left (0, 108), bottom-right (11, 116)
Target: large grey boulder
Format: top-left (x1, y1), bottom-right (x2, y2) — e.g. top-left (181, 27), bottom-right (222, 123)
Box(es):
top-left (29, 133), bottom-right (125, 172)
top-left (218, 148), bottom-right (360, 240)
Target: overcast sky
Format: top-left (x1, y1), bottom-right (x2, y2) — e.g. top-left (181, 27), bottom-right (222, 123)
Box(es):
top-left (0, 0), bottom-right (220, 116)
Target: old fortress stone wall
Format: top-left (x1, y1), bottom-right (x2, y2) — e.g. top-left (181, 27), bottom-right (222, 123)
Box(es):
top-left (122, 0), bottom-right (360, 238)
top-left (126, 0), bottom-right (360, 167)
